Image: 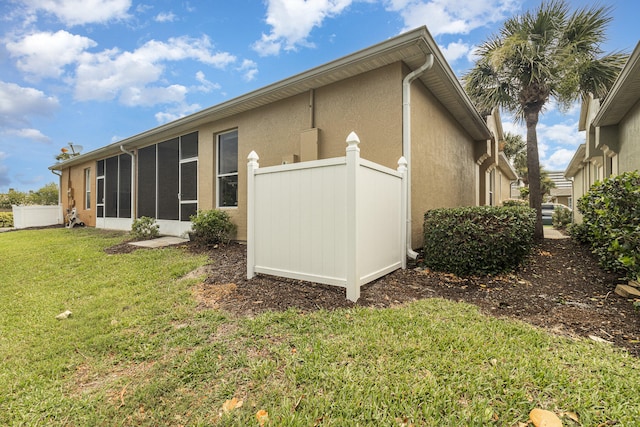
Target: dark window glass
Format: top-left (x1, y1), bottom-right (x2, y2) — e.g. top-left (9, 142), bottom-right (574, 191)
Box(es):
top-left (97, 159), bottom-right (104, 177)
top-left (138, 145), bottom-right (156, 218)
top-left (218, 131), bottom-right (238, 174)
top-left (181, 203), bottom-right (198, 222)
top-left (97, 177), bottom-right (104, 212)
top-left (97, 205), bottom-right (104, 218)
top-left (157, 138), bottom-right (179, 220)
top-left (180, 132), bottom-right (198, 159)
top-left (180, 161), bottom-right (197, 201)
top-left (118, 154), bottom-right (132, 218)
top-left (105, 156), bottom-right (119, 218)
top-left (218, 175), bottom-right (238, 207)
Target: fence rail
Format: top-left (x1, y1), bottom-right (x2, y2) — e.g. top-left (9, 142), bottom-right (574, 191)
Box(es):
top-left (247, 132), bottom-right (406, 301)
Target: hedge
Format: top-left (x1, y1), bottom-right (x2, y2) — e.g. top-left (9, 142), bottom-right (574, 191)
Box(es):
top-left (423, 206), bottom-right (536, 276)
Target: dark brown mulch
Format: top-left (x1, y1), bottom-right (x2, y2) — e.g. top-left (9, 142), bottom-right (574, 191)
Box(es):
top-left (105, 237), bottom-right (640, 356)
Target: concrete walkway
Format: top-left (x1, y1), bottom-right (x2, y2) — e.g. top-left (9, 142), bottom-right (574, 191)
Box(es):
top-left (129, 236), bottom-right (189, 248)
top-left (544, 227), bottom-right (569, 240)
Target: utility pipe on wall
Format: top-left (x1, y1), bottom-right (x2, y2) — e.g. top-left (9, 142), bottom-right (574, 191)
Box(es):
top-left (120, 145), bottom-right (136, 219)
top-left (402, 53), bottom-right (434, 259)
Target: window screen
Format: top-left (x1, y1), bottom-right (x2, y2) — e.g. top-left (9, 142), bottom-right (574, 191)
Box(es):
top-left (118, 154), bottom-right (132, 218)
top-left (138, 145), bottom-right (157, 218)
top-left (181, 132), bottom-right (198, 159)
top-left (157, 138), bottom-right (179, 220)
top-left (105, 156), bottom-right (119, 218)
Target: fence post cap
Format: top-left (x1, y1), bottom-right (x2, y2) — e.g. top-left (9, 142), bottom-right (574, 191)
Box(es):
top-left (398, 156), bottom-right (408, 168)
top-left (247, 151), bottom-right (259, 162)
top-left (346, 131), bottom-right (360, 147)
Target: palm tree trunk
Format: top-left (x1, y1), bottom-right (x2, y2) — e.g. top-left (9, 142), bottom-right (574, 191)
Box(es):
top-left (525, 107), bottom-right (544, 240)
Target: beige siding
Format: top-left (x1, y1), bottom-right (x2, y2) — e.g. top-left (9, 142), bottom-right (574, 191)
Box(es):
top-left (410, 78), bottom-right (477, 247)
top-left (618, 99), bottom-right (640, 173)
top-left (60, 159), bottom-right (96, 227)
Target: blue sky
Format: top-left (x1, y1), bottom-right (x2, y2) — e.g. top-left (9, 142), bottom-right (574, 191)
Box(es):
top-left (0, 0), bottom-right (638, 192)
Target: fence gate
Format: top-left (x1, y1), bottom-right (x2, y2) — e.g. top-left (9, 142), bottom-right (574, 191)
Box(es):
top-left (247, 132), bottom-right (407, 301)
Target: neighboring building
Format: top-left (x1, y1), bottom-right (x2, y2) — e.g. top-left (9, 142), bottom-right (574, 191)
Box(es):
top-left (565, 41), bottom-right (640, 222)
top-left (546, 171), bottom-right (572, 206)
top-left (50, 27), bottom-right (493, 248)
top-left (482, 108), bottom-right (518, 206)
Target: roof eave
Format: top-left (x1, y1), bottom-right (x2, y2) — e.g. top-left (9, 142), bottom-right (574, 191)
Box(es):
top-left (50, 26), bottom-right (490, 169)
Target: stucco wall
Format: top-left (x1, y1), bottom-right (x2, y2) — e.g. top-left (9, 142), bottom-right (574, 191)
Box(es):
top-left (199, 63), bottom-right (404, 241)
top-left (410, 78), bottom-right (477, 247)
top-left (60, 159), bottom-right (96, 227)
top-left (618, 99), bottom-right (640, 173)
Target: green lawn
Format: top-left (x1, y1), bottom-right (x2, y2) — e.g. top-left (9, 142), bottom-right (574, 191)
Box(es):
top-left (1, 228), bottom-right (639, 426)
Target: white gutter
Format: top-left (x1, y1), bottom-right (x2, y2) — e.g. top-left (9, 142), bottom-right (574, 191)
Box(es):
top-left (120, 145), bottom-right (136, 219)
top-left (50, 170), bottom-right (63, 223)
top-left (402, 53), bottom-right (434, 259)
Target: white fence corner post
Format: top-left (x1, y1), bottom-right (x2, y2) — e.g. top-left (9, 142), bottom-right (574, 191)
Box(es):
top-left (345, 131), bottom-right (361, 302)
top-left (397, 156), bottom-right (408, 270)
top-left (247, 151), bottom-right (259, 280)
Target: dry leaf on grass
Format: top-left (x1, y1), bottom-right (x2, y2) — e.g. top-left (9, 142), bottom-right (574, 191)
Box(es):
top-left (256, 409), bottom-right (269, 426)
top-left (221, 397), bottom-right (243, 413)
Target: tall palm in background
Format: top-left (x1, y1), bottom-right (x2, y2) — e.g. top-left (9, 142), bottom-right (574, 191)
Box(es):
top-left (464, 0), bottom-right (627, 239)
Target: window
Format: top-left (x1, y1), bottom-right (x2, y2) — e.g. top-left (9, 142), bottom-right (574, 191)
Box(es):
top-left (84, 168), bottom-right (91, 209)
top-left (217, 130), bottom-right (238, 207)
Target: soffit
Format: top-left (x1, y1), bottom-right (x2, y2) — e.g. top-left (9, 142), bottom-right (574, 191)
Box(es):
top-left (51, 26), bottom-right (489, 170)
top-left (593, 41), bottom-right (640, 127)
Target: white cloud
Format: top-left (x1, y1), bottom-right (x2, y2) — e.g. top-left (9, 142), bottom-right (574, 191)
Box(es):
top-left (253, 0), bottom-right (521, 56)
top-left (119, 84), bottom-right (188, 107)
top-left (385, 0), bottom-right (522, 35)
top-left (0, 81), bottom-right (59, 129)
top-left (22, 0), bottom-right (132, 26)
top-left (155, 12), bottom-right (176, 22)
top-left (155, 103), bottom-right (202, 124)
top-left (440, 39), bottom-right (471, 63)
top-left (252, 0), bottom-right (354, 56)
top-left (543, 148), bottom-right (576, 171)
top-left (5, 128), bottom-right (51, 143)
top-left (538, 121), bottom-right (582, 146)
top-left (237, 59), bottom-right (258, 82)
top-left (74, 35), bottom-right (236, 105)
top-left (5, 30), bottom-right (97, 80)
top-left (194, 71), bottom-right (221, 93)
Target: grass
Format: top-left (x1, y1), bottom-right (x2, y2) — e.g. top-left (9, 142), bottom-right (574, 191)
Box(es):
top-left (1, 228), bottom-right (640, 426)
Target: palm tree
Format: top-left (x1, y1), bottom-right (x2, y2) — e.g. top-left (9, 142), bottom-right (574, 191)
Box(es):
top-left (464, 0), bottom-right (627, 239)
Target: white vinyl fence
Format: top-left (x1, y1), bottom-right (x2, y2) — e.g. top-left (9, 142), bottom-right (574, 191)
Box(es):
top-left (12, 205), bottom-right (63, 229)
top-left (247, 132), bottom-right (407, 301)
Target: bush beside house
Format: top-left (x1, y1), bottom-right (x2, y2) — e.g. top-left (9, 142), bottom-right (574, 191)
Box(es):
top-left (0, 212), bottom-right (13, 227)
top-left (423, 206), bottom-right (536, 276)
top-left (189, 209), bottom-right (237, 246)
top-left (573, 171), bottom-right (640, 280)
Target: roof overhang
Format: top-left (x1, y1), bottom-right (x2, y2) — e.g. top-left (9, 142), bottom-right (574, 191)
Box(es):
top-left (564, 144), bottom-right (586, 178)
top-left (51, 26), bottom-right (490, 170)
top-left (592, 41), bottom-right (640, 127)
top-left (497, 152), bottom-right (518, 180)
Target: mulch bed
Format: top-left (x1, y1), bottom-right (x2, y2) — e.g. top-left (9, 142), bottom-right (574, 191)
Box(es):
top-left (112, 237), bottom-right (640, 357)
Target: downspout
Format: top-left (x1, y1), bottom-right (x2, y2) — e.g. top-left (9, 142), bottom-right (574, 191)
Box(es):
top-left (120, 145), bottom-right (136, 219)
top-left (402, 53), bottom-right (434, 259)
top-left (51, 169), bottom-right (63, 224)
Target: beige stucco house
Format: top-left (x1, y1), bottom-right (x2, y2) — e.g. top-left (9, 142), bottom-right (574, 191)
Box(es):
top-left (50, 27), bottom-right (493, 248)
top-left (565, 41), bottom-right (640, 222)
top-left (481, 108), bottom-right (519, 206)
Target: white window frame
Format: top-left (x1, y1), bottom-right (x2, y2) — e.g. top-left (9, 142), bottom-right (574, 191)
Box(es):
top-left (84, 167), bottom-right (91, 210)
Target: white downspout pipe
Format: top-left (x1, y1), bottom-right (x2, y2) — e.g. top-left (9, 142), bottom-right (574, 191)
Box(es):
top-left (402, 53), bottom-right (434, 259)
top-left (120, 145), bottom-right (136, 219)
top-left (51, 169), bottom-right (63, 224)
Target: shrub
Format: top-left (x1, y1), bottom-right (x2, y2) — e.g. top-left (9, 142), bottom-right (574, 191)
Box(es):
top-left (422, 206), bottom-right (536, 276)
top-left (131, 216), bottom-right (160, 240)
top-left (0, 212), bottom-right (13, 227)
top-left (576, 171), bottom-right (640, 280)
top-left (502, 199), bottom-right (527, 207)
top-left (189, 209), bottom-right (236, 245)
top-left (567, 221), bottom-right (589, 244)
top-left (552, 206), bottom-right (572, 229)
